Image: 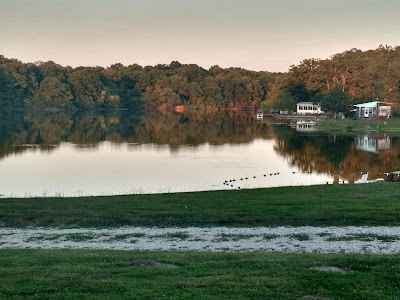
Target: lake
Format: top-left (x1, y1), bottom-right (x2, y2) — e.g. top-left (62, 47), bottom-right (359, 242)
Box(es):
top-left (0, 111), bottom-right (399, 197)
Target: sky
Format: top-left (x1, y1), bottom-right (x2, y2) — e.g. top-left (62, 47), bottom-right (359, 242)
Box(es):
top-left (1, 0), bottom-right (400, 72)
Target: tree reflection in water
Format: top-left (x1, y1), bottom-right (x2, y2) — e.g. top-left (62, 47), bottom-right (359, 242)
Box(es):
top-left (1, 110), bottom-right (399, 182)
top-left (272, 124), bottom-right (400, 181)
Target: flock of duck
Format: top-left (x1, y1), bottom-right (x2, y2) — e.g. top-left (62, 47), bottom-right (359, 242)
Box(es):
top-left (222, 170), bottom-right (386, 189)
top-left (222, 171), bottom-right (316, 189)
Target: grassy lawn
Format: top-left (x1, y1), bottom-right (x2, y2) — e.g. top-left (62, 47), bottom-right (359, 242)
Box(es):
top-left (2, 184), bottom-right (400, 299)
top-left (317, 117), bottom-right (400, 133)
top-left (0, 249), bottom-right (399, 300)
top-left (1, 183), bottom-right (400, 228)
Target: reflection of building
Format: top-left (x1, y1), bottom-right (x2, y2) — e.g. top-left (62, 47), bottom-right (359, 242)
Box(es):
top-left (354, 101), bottom-right (391, 118)
top-left (356, 134), bottom-right (391, 153)
top-left (296, 120), bottom-right (317, 132)
top-left (296, 102), bottom-right (323, 115)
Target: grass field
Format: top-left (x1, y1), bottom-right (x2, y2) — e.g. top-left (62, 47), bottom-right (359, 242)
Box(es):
top-left (2, 184), bottom-right (400, 299)
top-left (1, 250), bottom-right (399, 300)
top-left (1, 183), bottom-right (400, 228)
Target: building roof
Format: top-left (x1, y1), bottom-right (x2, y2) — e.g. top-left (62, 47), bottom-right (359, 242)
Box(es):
top-left (354, 101), bottom-right (391, 108)
top-left (296, 102), bottom-right (316, 106)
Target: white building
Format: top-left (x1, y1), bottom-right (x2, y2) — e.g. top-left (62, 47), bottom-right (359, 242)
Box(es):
top-left (354, 101), bottom-right (391, 118)
top-left (296, 102), bottom-right (323, 115)
top-left (356, 134), bottom-right (391, 153)
top-left (296, 120), bottom-right (318, 133)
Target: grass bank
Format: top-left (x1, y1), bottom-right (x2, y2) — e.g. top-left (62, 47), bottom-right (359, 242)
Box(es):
top-left (0, 249), bottom-right (399, 300)
top-left (1, 183), bottom-right (400, 228)
top-left (2, 185), bottom-right (400, 299)
top-left (317, 117), bottom-right (400, 133)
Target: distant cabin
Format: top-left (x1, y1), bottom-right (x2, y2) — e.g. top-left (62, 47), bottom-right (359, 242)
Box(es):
top-left (354, 101), bottom-right (391, 118)
top-left (296, 102), bottom-right (323, 115)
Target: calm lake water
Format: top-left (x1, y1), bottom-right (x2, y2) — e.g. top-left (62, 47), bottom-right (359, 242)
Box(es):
top-left (0, 111), bottom-right (399, 197)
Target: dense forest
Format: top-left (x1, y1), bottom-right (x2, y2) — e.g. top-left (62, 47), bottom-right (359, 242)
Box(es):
top-left (0, 55), bottom-right (277, 112)
top-left (0, 45), bottom-right (399, 112)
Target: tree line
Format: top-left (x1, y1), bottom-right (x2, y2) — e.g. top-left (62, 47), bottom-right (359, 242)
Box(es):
top-left (0, 56), bottom-right (277, 111)
top-left (266, 45), bottom-right (400, 114)
top-left (1, 45), bottom-right (400, 113)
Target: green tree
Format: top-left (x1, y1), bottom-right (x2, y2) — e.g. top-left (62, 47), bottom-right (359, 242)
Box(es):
top-left (118, 76), bottom-right (142, 109)
top-left (69, 68), bottom-right (106, 109)
top-left (272, 91), bottom-right (297, 112)
top-left (320, 86), bottom-right (351, 118)
top-left (37, 61), bottom-right (67, 82)
top-left (0, 69), bottom-right (19, 110)
top-left (29, 77), bottom-right (73, 109)
top-left (287, 82), bottom-right (310, 102)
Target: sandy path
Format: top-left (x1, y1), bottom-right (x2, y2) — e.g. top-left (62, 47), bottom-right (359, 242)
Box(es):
top-left (1, 226), bottom-right (400, 253)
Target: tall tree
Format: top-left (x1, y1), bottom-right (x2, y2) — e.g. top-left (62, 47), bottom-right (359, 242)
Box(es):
top-left (0, 69), bottom-right (20, 110)
top-left (69, 68), bottom-right (106, 109)
top-left (272, 91), bottom-right (297, 112)
top-left (320, 86), bottom-right (351, 118)
top-left (28, 77), bottom-right (74, 109)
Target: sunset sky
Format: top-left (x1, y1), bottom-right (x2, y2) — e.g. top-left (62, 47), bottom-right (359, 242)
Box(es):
top-left (1, 0), bottom-right (400, 72)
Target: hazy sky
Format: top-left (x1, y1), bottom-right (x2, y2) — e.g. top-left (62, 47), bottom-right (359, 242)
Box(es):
top-left (1, 0), bottom-right (400, 72)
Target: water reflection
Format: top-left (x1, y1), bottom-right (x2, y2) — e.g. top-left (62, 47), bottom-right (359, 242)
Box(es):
top-left (273, 122), bottom-right (400, 182)
top-left (295, 120), bottom-right (318, 133)
top-left (356, 134), bottom-right (391, 153)
top-left (0, 110), bottom-right (270, 159)
top-left (273, 124), bottom-right (354, 170)
top-left (1, 110), bottom-right (400, 196)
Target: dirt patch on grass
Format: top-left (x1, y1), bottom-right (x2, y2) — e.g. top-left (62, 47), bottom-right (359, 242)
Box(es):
top-left (129, 259), bottom-right (179, 268)
top-left (310, 266), bottom-right (348, 274)
top-left (299, 296), bottom-right (332, 300)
